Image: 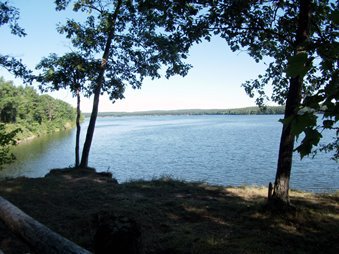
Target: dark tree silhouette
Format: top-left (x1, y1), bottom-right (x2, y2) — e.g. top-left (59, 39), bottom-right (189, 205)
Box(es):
top-left (35, 53), bottom-right (97, 167)
top-left (208, 0), bottom-right (338, 206)
top-left (55, 0), bottom-right (205, 168)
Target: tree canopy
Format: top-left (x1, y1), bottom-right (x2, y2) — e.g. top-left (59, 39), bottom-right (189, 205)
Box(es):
top-left (0, 1), bottom-right (25, 36)
top-left (0, 123), bottom-right (19, 170)
top-left (0, 1), bottom-right (30, 79)
top-left (0, 76), bottom-right (77, 169)
top-left (54, 0), bottom-right (196, 98)
top-left (53, 0), bottom-right (210, 167)
top-left (206, 0), bottom-right (338, 205)
top-left (209, 0), bottom-right (338, 160)
top-left (35, 52), bottom-right (96, 97)
top-left (0, 77), bottom-right (76, 137)
top-left (0, 1), bottom-right (29, 168)
top-left (35, 52), bottom-right (97, 167)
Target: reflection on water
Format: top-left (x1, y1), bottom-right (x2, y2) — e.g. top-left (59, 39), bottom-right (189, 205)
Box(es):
top-left (0, 129), bottom-right (75, 178)
top-left (1, 115), bottom-right (338, 192)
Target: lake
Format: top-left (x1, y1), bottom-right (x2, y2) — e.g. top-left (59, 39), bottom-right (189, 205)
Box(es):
top-left (1, 115), bottom-right (338, 192)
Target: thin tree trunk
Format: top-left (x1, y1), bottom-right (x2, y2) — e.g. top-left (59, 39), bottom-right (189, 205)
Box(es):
top-left (272, 77), bottom-right (303, 204)
top-left (79, 0), bottom-right (123, 168)
top-left (75, 88), bottom-right (81, 167)
top-left (80, 84), bottom-right (101, 168)
top-left (0, 196), bottom-right (91, 254)
top-left (271, 0), bottom-right (311, 206)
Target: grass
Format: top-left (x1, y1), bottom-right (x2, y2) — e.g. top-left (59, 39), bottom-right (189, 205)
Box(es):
top-left (0, 168), bottom-right (338, 254)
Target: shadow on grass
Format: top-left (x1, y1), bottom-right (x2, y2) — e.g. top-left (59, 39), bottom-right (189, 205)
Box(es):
top-left (0, 169), bottom-right (338, 254)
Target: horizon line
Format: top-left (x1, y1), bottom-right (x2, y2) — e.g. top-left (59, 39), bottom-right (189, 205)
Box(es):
top-left (83, 105), bottom-right (284, 114)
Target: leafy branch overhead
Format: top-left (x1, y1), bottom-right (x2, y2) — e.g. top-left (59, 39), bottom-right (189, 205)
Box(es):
top-left (52, 0), bottom-right (211, 167)
top-left (209, 0), bottom-right (338, 160)
top-left (0, 1), bottom-right (30, 169)
top-left (35, 52), bottom-right (99, 167)
top-left (0, 1), bottom-right (26, 36)
top-left (0, 1), bottom-right (31, 80)
top-left (35, 52), bottom-right (98, 97)
top-left (0, 55), bottom-right (31, 81)
top-left (55, 0), bottom-right (200, 99)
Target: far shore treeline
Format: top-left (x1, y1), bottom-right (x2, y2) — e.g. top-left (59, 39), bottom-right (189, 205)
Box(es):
top-left (85, 106), bottom-right (285, 117)
top-left (0, 77), bottom-right (77, 141)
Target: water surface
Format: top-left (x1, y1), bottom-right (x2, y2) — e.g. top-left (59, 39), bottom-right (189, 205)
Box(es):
top-left (1, 115), bottom-right (338, 192)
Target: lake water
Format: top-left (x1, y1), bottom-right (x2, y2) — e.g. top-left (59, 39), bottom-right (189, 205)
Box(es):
top-left (1, 115), bottom-right (338, 192)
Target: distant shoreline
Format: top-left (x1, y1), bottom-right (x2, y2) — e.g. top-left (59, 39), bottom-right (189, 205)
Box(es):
top-left (83, 106), bottom-right (285, 117)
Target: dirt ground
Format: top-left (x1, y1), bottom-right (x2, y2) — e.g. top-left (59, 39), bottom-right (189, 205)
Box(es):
top-left (0, 168), bottom-right (338, 254)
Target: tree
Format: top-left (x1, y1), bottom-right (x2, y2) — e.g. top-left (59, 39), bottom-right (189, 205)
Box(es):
top-left (55, 0), bottom-right (204, 168)
top-left (35, 52), bottom-right (96, 167)
top-left (0, 1), bottom-right (25, 36)
top-left (0, 1), bottom-right (30, 79)
top-left (209, 0), bottom-right (338, 206)
top-left (0, 78), bottom-right (76, 139)
top-left (0, 79), bottom-right (18, 123)
top-left (0, 78), bottom-right (21, 168)
top-left (0, 1), bottom-right (27, 169)
top-left (0, 123), bottom-right (20, 170)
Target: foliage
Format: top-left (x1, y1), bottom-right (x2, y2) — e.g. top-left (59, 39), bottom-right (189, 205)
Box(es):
top-left (0, 55), bottom-right (31, 80)
top-left (53, 0), bottom-right (213, 167)
top-left (0, 0), bottom-right (26, 36)
top-left (54, 0), bottom-right (200, 101)
top-left (0, 0), bottom-right (28, 172)
top-left (137, 0), bottom-right (211, 50)
top-left (0, 123), bottom-right (20, 170)
top-left (35, 52), bottom-right (97, 97)
top-left (0, 77), bottom-right (76, 140)
top-left (209, 0), bottom-right (338, 160)
top-left (0, 1), bottom-right (31, 80)
top-left (35, 52), bottom-right (93, 167)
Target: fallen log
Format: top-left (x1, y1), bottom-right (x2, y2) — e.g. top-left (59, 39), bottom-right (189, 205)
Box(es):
top-left (0, 196), bottom-right (92, 254)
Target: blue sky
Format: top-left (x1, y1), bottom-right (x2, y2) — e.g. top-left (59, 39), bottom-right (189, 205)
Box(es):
top-left (1, 0), bottom-right (270, 112)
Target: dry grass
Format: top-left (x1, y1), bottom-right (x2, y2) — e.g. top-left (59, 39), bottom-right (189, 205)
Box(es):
top-left (0, 168), bottom-right (338, 254)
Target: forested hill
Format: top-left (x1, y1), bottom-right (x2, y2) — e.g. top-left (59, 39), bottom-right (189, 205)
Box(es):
top-left (87, 106), bottom-right (285, 117)
top-left (0, 78), bottom-right (76, 141)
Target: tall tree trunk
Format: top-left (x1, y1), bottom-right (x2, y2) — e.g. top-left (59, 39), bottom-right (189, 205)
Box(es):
top-left (79, 83), bottom-right (101, 168)
top-left (271, 0), bottom-right (311, 206)
top-left (272, 77), bottom-right (303, 205)
top-left (75, 88), bottom-right (81, 167)
top-left (79, 0), bottom-right (123, 168)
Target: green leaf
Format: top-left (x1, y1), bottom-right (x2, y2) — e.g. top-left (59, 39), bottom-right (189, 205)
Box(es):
top-left (330, 10), bottom-right (339, 25)
top-left (279, 115), bottom-right (293, 125)
top-left (302, 95), bottom-right (323, 110)
top-left (295, 128), bottom-right (322, 159)
top-left (47, 68), bottom-right (55, 76)
top-left (285, 52), bottom-right (311, 78)
top-left (290, 113), bottom-right (317, 138)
